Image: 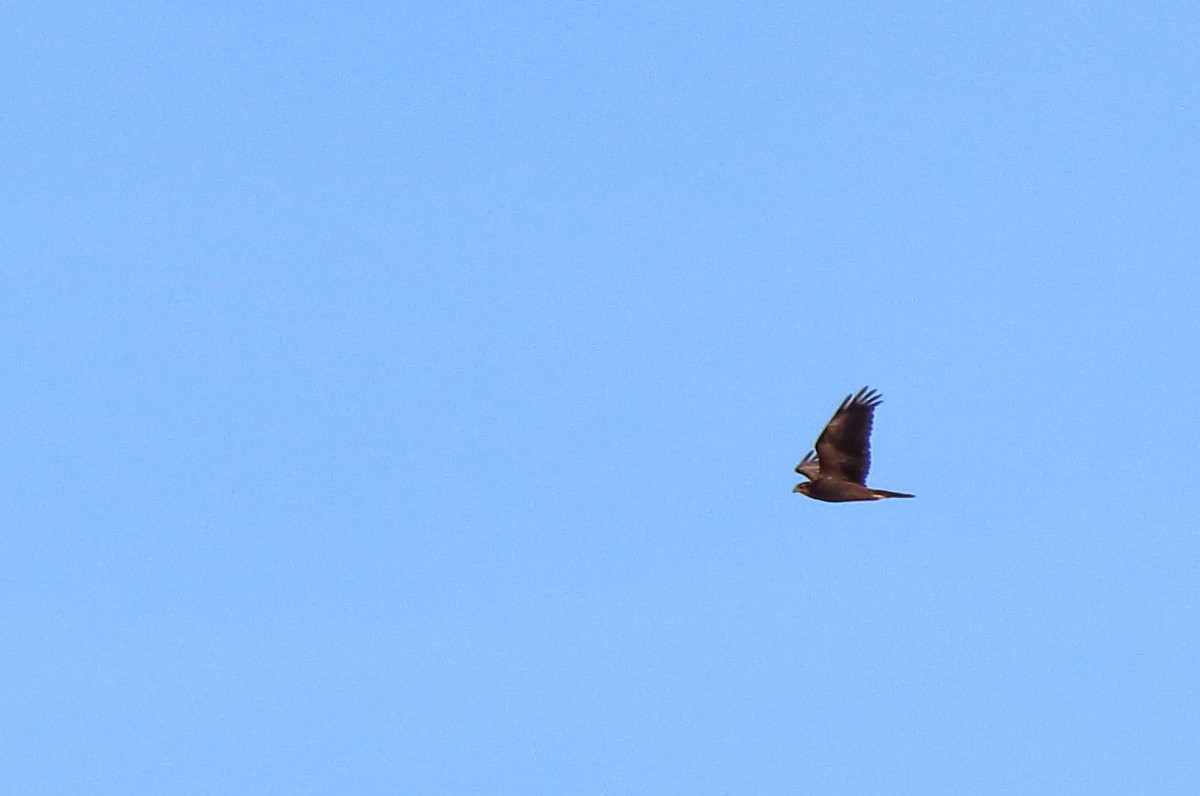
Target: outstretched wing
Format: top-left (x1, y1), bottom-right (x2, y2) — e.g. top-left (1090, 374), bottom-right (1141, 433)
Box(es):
top-left (794, 450), bottom-right (821, 481)
top-left (814, 386), bottom-right (882, 485)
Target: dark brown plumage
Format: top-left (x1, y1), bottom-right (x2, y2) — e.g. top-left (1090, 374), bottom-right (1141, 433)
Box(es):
top-left (793, 387), bottom-right (914, 502)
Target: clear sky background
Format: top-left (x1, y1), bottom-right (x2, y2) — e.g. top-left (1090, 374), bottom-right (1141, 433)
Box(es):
top-left (4, 3), bottom-right (1199, 794)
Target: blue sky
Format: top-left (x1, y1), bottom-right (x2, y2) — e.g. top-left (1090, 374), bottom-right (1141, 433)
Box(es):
top-left (4, 3), bottom-right (1198, 793)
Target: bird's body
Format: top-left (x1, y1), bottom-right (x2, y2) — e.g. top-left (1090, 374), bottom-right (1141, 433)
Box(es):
top-left (793, 387), bottom-right (913, 503)
top-left (794, 479), bottom-right (913, 502)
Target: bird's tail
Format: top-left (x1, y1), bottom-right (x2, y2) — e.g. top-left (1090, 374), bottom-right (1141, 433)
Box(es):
top-left (871, 489), bottom-right (915, 499)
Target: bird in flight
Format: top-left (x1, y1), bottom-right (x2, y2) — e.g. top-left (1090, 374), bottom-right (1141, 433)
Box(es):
top-left (793, 386), bottom-right (914, 502)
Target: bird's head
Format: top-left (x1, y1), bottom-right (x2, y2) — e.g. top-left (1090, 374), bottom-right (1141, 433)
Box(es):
top-left (793, 482), bottom-right (810, 495)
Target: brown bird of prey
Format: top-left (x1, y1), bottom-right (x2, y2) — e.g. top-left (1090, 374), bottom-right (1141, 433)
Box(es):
top-left (793, 387), bottom-right (914, 502)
